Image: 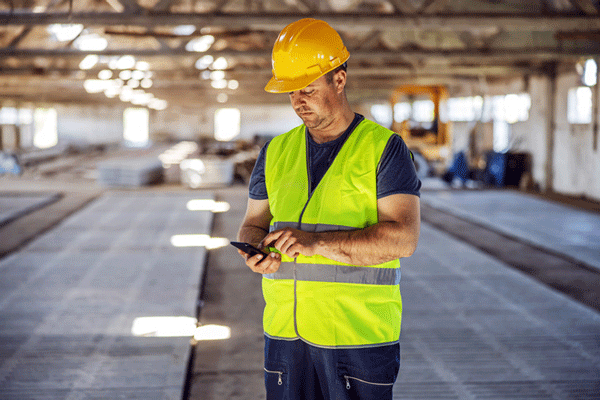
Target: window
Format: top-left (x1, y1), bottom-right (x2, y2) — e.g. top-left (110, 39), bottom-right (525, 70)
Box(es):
top-left (33, 108), bottom-right (58, 149)
top-left (393, 102), bottom-right (412, 123)
top-left (493, 120), bottom-right (510, 153)
top-left (123, 107), bottom-right (149, 145)
top-left (568, 87), bottom-right (592, 124)
top-left (446, 97), bottom-right (483, 122)
top-left (412, 100), bottom-right (435, 123)
top-left (481, 94), bottom-right (531, 123)
top-left (0, 107), bottom-right (18, 124)
top-left (582, 59), bottom-right (597, 87)
top-left (370, 104), bottom-right (393, 127)
top-left (214, 108), bottom-right (240, 141)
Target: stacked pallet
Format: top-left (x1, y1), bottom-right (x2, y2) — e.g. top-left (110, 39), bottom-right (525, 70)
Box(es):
top-left (97, 156), bottom-right (163, 187)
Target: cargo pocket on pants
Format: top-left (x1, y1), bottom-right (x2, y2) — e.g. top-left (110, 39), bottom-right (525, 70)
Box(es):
top-left (264, 362), bottom-right (287, 400)
top-left (338, 366), bottom-right (395, 400)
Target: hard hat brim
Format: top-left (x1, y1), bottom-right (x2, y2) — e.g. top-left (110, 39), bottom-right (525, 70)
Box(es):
top-left (264, 73), bottom-right (321, 94)
top-left (264, 54), bottom-right (350, 94)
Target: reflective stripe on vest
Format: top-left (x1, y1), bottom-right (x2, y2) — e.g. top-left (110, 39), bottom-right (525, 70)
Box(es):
top-left (264, 262), bottom-right (401, 285)
top-left (263, 118), bottom-right (403, 348)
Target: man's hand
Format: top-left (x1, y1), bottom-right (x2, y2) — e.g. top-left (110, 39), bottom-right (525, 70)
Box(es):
top-left (238, 247), bottom-right (281, 275)
top-left (260, 228), bottom-right (320, 259)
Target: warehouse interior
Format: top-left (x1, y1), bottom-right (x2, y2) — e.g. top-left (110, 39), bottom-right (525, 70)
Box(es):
top-left (1, 1), bottom-right (600, 399)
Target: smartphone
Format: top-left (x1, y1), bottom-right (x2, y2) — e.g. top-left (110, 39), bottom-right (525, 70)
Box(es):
top-left (230, 241), bottom-right (269, 262)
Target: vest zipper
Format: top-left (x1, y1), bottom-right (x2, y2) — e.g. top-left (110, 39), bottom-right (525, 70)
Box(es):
top-left (294, 129), bottom-right (313, 340)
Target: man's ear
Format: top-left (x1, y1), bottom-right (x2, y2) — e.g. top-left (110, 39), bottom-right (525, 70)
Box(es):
top-left (335, 70), bottom-right (347, 94)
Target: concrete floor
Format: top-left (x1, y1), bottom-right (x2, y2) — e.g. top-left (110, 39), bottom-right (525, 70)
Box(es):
top-left (1, 174), bottom-right (599, 399)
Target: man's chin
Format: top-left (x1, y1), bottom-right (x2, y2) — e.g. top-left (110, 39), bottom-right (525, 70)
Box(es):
top-left (300, 115), bottom-right (317, 127)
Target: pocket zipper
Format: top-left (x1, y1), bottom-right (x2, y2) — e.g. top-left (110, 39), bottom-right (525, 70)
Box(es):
top-left (264, 368), bottom-right (283, 385)
top-left (344, 375), bottom-right (394, 390)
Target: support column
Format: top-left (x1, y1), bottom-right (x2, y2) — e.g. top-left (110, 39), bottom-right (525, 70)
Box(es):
top-left (593, 58), bottom-right (599, 152)
top-left (544, 62), bottom-right (557, 192)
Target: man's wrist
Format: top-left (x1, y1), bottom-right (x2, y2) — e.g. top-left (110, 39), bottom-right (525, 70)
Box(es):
top-left (312, 232), bottom-right (326, 255)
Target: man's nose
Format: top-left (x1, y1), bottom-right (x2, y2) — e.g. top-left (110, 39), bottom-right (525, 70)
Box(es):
top-left (290, 92), bottom-right (305, 107)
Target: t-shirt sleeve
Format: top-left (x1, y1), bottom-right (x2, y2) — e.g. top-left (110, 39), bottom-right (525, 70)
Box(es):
top-left (248, 141), bottom-right (270, 200)
top-left (377, 134), bottom-right (422, 198)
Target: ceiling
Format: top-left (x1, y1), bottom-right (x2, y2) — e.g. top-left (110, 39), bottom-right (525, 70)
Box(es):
top-left (0, 0), bottom-right (599, 110)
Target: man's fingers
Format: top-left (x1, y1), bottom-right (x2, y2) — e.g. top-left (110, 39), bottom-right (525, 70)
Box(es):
top-left (274, 230), bottom-right (294, 253)
top-left (247, 253), bottom-right (265, 266)
top-left (259, 253), bottom-right (281, 274)
top-left (260, 230), bottom-right (285, 248)
top-left (247, 252), bottom-right (281, 274)
top-left (287, 243), bottom-right (301, 259)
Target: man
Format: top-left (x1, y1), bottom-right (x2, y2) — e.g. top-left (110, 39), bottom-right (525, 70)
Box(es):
top-left (237, 18), bottom-right (421, 400)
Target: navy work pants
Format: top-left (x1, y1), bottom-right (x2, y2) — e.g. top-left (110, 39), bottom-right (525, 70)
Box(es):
top-left (264, 336), bottom-right (400, 400)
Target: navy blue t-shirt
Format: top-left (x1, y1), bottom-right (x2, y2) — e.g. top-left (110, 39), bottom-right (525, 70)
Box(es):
top-left (248, 113), bottom-right (421, 200)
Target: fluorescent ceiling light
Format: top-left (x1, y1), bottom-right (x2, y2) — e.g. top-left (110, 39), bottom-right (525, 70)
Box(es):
top-left (186, 35), bottom-right (215, 52)
top-left (195, 55), bottom-right (214, 70)
top-left (104, 87), bottom-right (120, 98)
top-left (211, 80), bottom-right (227, 89)
top-left (119, 70), bottom-right (132, 80)
top-left (79, 55), bottom-right (99, 70)
top-left (141, 78), bottom-right (153, 89)
top-left (131, 70), bottom-right (145, 80)
top-left (116, 55), bottom-right (136, 70)
top-left (174, 25), bottom-right (197, 36)
top-left (212, 57), bottom-right (228, 70)
top-left (127, 79), bottom-right (140, 88)
top-left (227, 80), bottom-right (239, 90)
top-left (98, 69), bottom-right (113, 80)
top-left (83, 79), bottom-right (110, 93)
top-left (47, 24), bottom-right (84, 42)
top-left (135, 61), bottom-right (150, 71)
top-left (209, 70), bottom-right (225, 81)
top-left (74, 34), bottom-right (108, 51)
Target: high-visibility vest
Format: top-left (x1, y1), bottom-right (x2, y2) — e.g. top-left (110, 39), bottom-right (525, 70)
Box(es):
top-left (263, 118), bottom-right (402, 348)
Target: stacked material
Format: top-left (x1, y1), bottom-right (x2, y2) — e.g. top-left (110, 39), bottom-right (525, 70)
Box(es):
top-left (97, 156), bottom-right (163, 187)
top-left (180, 157), bottom-right (235, 189)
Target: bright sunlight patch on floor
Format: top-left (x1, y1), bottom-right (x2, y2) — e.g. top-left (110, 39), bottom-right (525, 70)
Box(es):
top-left (194, 324), bottom-right (231, 341)
top-left (170, 234), bottom-right (229, 249)
top-left (131, 317), bottom-right (232, 340)
top-left (131, 316), bottom-right (197, 337)
top-left (187, 199), bottom-right (231, 213)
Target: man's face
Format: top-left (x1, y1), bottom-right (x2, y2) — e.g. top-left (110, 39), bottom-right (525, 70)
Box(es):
top-left (288, 74), bottom-right (339, 130)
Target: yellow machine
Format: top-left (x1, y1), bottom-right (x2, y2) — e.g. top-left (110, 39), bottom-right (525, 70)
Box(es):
top-left (390, 85), bottom-right (451, 174)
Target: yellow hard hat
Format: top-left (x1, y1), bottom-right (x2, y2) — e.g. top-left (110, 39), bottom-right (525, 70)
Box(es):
top-left (264, 18), bottom-right (350, 93)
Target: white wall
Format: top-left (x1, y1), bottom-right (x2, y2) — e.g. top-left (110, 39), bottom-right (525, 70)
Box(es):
top-left (501, 70), bottom-right (600, 200)
top-left (239, 105), bottom-right (302, 139)
top-left (57, 105), bottom-right (123, 146)
top-left (150, 106), bottom-right (212, 141)
top-left (553, 72), bottom-right (600, 199)
top-left (510, 75), bottom-right (550, 190)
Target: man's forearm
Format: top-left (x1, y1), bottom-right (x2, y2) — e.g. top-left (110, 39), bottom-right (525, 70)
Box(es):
top-left (238, 225), bottom-right (269, 247)
top-left (314, 221), bottom-right (418, 266)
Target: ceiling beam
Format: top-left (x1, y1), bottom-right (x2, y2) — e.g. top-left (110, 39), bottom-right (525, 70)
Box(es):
top-left (1, 11), bottom-right (599, 31)
top-left (152, 0), bottom-right (175, 12)
top-left (0, 64), bottom-right (537, 78)
top-left (0, 47), bottom-right (596, 59)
